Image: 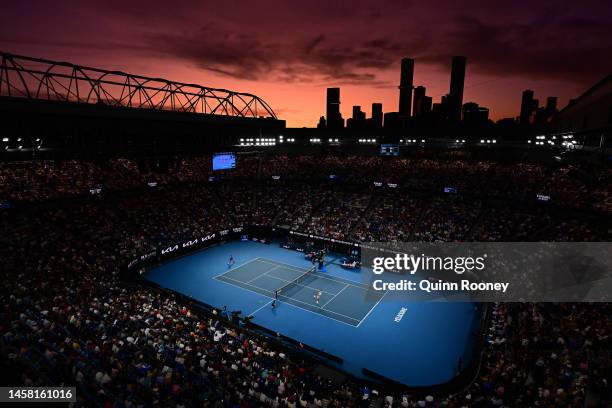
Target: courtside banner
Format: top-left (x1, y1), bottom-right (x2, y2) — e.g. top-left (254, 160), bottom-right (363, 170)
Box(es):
top-left (360, 242), bottom-right (612, 302)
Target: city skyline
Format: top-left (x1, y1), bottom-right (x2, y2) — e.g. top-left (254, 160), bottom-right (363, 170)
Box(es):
top-left (1, 0), bottom-right (611, 127)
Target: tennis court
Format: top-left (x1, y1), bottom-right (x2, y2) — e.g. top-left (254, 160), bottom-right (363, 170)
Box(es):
top-left (215, 258), bottom-right (387, 326)
top-left (145, 241), bottom-right (480, 386)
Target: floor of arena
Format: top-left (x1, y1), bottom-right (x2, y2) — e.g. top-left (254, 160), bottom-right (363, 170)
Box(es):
top-left (144, 241), bottom-right (480, 386)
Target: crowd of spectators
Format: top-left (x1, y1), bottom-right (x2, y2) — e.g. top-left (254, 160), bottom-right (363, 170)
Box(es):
top-left (275, 185), bottom-right (328, 232)
top-left (1, 206), bottom-right (359, 407)
top-left (1, 156), bottom-right (610, 214)
top-left (217, 182), bottom-right (292, 226)
top-left (469, 208), bottom-right (551, 242)
top-left (1, 155), bottom-right (610, 407)
top-left (301, 189), bottom-right (371, 240)
top-left (414, 197), bottom-right (482, 242)
top-left (352, 192), bottom-right (423, 242)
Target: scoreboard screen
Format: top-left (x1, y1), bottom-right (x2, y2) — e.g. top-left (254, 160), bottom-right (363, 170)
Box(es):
top-left (380, 144), bottom-right (399, 156)
top-left (212, 153), bottom-right (236, 171)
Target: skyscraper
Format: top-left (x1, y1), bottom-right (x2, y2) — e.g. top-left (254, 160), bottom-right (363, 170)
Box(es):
top-left (317, 116), bottom-right (326, 129)
top-left (371, 103), bottom-right (383, 128)
top-left (462, 102), bottom-right (489, 125)
top-left (545, 96), bottom-right (558, 113)
top-left (352, 105), bottom-right (364, 120)
top-left (398, 58), bottom-right (414, 117)
top-left (412, 86), bottom-right (427, 117)
top-left (422, 96), bottom-right (432, 116)
top-left (347, 105), bottom-right (366, 128)
top-left (449, 56), bottom-right (466, 122)
top-left (535, 96), bottom-right (558, 124)
top-left (520, 89), bottom-right (534, 125)
top-left (326, 87), bottom-right (343, 129)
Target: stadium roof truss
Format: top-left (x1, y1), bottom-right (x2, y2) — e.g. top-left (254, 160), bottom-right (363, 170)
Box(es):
top-left (0, 52), bottom-right (277, 119)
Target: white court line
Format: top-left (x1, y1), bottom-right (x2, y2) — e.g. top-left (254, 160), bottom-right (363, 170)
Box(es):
top-left (256, 258), bottom-right (377, 293)
top-left (257, 258), bottom-right (387, 325)
top-left (215, 274), bottom-right (361, 325)
top-left (356, 290), bottom-right (389, 328)
top-left (248, 300), bottom-right (274, 317)
top-left (214, 275), bottom-right (360, 327)
top-left (321, 284), bottom-right (349, 309)
top-left (261, 273), bottom-right (338, 297)
top-left (248, 265), bottom-right (281, 283)
top-left (213, 257), bottom-right (263, 279)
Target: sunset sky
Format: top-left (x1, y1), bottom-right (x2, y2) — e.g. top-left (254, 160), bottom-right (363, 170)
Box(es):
top-left (1, 0), bottom-right (611, 127)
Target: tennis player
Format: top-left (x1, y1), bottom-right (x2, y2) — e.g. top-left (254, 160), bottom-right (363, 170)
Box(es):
top-left (314, 289), bottom-right (322, 305)
top-left (227, 255), bottom-right (235, 268)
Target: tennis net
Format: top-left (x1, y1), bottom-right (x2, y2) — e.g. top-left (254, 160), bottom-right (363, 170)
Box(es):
top-left (275, 265), bottom-right (317, 298)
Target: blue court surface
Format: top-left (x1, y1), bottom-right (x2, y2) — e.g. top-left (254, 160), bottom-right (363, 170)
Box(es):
top-left (215, 258), bottom-right (385, 326)
top-left (145, 241), bottom-right (480, 386)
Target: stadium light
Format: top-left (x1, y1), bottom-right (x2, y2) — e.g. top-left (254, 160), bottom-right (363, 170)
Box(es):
top-left (2, 137), bottom-right (9, 142)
